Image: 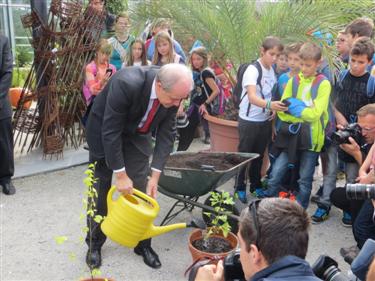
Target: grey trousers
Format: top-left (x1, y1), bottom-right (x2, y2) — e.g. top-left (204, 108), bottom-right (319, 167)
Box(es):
top-left (317, 144), bottom-right (338, 209)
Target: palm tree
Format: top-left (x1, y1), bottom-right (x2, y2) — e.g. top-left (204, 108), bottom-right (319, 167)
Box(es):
top-left (130, 0), bottom-right (373, 72)
top-left (130, 0), bottom-right (373, 121)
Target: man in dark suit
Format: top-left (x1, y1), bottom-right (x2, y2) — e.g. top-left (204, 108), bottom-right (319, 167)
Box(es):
top-left (0, 35), bottom-right (15, 195)
top-left (85, 64), bottom-right (193, 269)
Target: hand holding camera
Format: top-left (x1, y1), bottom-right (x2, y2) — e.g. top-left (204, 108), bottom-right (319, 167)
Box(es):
top-left (332, 123), bottom-right (362, 145)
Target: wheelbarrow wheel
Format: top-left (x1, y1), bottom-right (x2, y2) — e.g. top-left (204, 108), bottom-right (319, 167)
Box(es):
top-left (201, 191), bottom-right (240, 234)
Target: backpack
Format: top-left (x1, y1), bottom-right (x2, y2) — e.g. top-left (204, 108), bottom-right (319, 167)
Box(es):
top-left (232, 61), bottom-right (263, 112)
top-left (200, 68), bottom-right (227, 116)
top-left (338, 69), bottom-right (375, 99)
top-left (291, 74), bottom-right (336, 140)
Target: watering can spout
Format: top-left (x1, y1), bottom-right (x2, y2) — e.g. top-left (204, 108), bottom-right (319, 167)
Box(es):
top-left (141, 223), bottom-right (187, 240)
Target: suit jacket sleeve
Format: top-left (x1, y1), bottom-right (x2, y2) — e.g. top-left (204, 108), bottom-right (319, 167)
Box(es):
top-left (0, 36), bottom-right (13, 101)
top-left (151, 107), bottom-right (177, 171)
top-left (102, 76), bottom-right (132, 170)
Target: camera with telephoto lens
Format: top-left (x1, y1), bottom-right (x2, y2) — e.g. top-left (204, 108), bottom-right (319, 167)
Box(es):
top-left (331, 123), bottom-right (362, 145)
top-left (312, 255), bottom-right (350, 281)
top-left (346, 184), bottom-right (375, 200)
top-left (224, 249), bottom-right (246, 281)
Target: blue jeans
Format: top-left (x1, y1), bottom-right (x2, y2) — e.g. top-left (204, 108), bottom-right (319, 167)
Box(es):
top-left (264, 150), bottom-right (319, 209)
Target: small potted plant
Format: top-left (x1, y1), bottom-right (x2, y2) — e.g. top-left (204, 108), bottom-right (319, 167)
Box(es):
top-left (188, 191), bottom-right (238, 262)
top-left (55, 163), bottom-right (114, 281)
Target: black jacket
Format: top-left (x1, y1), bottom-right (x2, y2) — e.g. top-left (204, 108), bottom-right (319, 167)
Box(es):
top-left (86, 66), bottom-right (177, 171)
top-left (0, 35), bottom-right (13, 120)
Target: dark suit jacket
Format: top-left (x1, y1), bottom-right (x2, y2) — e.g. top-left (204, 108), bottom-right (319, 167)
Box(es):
top-left (0, 35), bottom-right (13, 120)
top-left (86, 66), bottom-right (177, 171)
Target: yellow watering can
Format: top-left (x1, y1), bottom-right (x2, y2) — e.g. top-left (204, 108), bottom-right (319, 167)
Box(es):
top-left (101, 186), bottom-right (187, 248)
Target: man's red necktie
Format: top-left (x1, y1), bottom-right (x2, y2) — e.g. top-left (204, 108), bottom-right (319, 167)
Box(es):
top-left (137, 99), bottom-right (160, 133)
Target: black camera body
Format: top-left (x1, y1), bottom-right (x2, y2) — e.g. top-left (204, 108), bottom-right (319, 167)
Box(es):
top-left (331, 123), bottom-right (362, 145)
top-left (346, 184), bottom-right (375, 200)
top-left (312, 255), bottom-right (350, 281)
top-left (224, 249), bottom-right (246, 281)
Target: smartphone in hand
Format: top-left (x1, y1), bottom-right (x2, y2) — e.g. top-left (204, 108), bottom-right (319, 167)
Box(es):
top-left (281, 100), bottom-right (291, 107)
top-left (106, 68), bottom-right (113, 77)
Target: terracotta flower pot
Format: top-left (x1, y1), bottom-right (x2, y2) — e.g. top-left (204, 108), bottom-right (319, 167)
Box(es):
top-left (9, 87), bottom-right (32, 109)
top-left (188, 228), bottom-right (238, 262)
top-left (204, 114), bottom-right (239, 152)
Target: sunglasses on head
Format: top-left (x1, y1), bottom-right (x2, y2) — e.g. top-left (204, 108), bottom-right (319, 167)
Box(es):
top-left (248, 199), bottom-right (262, 250)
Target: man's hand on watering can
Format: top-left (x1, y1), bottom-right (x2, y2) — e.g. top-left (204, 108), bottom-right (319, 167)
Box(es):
top-left (115, 171), bottom-right (133, 196)
top-left (147, 170), bottom-right (161, 199)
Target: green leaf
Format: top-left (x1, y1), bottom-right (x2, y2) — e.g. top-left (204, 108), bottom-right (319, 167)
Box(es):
top-left (82, 226), bottom-right (89, 234)
top-left (54, 236), bottom-right (68, 245)
top-left (203, 212), bottom-right (211, 218)
top-left (91, 268), bottom-right (102, 277)
top-left (94, 215), bottom-right (104, 223)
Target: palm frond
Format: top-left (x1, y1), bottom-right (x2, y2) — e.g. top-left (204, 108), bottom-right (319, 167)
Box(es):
top-left (130, 0), bottom-right (374, 74)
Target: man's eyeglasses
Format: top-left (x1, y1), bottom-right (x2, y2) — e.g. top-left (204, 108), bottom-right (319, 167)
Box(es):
top-left (360, 126), bottom-right (375, 133)
top-left (248, 199), bottom-right (261, 250)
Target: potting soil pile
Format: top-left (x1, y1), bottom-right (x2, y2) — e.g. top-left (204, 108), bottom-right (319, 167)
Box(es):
top-left (165, 153), bottom-right (247, 170)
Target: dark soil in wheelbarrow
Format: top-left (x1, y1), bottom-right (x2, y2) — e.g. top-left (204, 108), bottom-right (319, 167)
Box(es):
top-left (165, 153), bottom-right (248, 170)
top-left (192, 236), bottom-right (232, 253)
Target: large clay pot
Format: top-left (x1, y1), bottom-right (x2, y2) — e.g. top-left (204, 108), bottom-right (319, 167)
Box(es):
top-left (204, 114), bottom-right (239, 152)
top-left (188, 228), bottom-right (238, 262)
top-left (9, 87), bottom-right (31, 109)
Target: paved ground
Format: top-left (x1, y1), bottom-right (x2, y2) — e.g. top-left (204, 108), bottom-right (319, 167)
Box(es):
top-left (1, 139), bottom-right (355, 281)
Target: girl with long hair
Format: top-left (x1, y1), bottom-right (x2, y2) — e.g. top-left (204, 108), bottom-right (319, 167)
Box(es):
top-left (151, 31), bottom-right (183, 66)
top-left (177, 47), bottom-right (219, 151)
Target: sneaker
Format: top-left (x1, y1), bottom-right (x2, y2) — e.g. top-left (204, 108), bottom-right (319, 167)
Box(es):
top-left (253, 188), bottom-right (266, 199)
top-left (340, 245), bottom-right (359, 265)
top-left (235, 190), bottom-right (247, 204)
top-left (342, 211), bottom-right (352, 227)
top-left (311, 207), bottom-right (329, 224)
top-left (336, 171), bottom-right (346, 180)
top-left (203, 136), bottom-right (210, 144)
top-left (311, 185), bottom-right (323, 203)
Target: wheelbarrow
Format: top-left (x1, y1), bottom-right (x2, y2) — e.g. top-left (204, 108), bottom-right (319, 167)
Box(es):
top-left (158, 151), bottom-right (259, 228)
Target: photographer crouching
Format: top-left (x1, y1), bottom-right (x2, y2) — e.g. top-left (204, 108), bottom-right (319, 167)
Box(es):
top-left (193, 198), bottom-right (321, 281)
top-left (330, 104), bottom-right (375, 263)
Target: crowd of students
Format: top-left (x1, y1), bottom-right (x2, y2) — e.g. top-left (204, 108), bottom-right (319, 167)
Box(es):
top-left (82, 1), bottom-right (375, 269)
top-left (233, 17), bottom-right (375, 268)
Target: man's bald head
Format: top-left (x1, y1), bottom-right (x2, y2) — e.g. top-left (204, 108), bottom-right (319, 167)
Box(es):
top-left (155, 64), bottom-right (193, 108)
top-left (156, 63), bottom-right (193, 92)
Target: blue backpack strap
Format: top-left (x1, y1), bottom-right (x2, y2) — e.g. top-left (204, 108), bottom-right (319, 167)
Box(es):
top-left (338, 69), bottom-right (349, 89)
top-left (367, 74), bottom-right (375, 98)
top-left (310, 74), bottom-right (332, 138)
top-left (310, 74), bottom-right (326, 100)
top-left (291, 75), bottom-right (300, 98)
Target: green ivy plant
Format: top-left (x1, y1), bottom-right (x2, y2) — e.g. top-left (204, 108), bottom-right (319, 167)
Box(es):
top-left (55, 163), bottom-right (107, 280)
top-left (203, 191), bottom-right (235, 239)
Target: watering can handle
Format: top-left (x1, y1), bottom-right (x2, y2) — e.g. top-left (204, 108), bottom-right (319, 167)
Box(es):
top-left (107, 186), bottom-right (159, 211)
top-left (132, 188), bottom-right (159, 210)
top-left (107, 186), bottom-right (117, 214)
